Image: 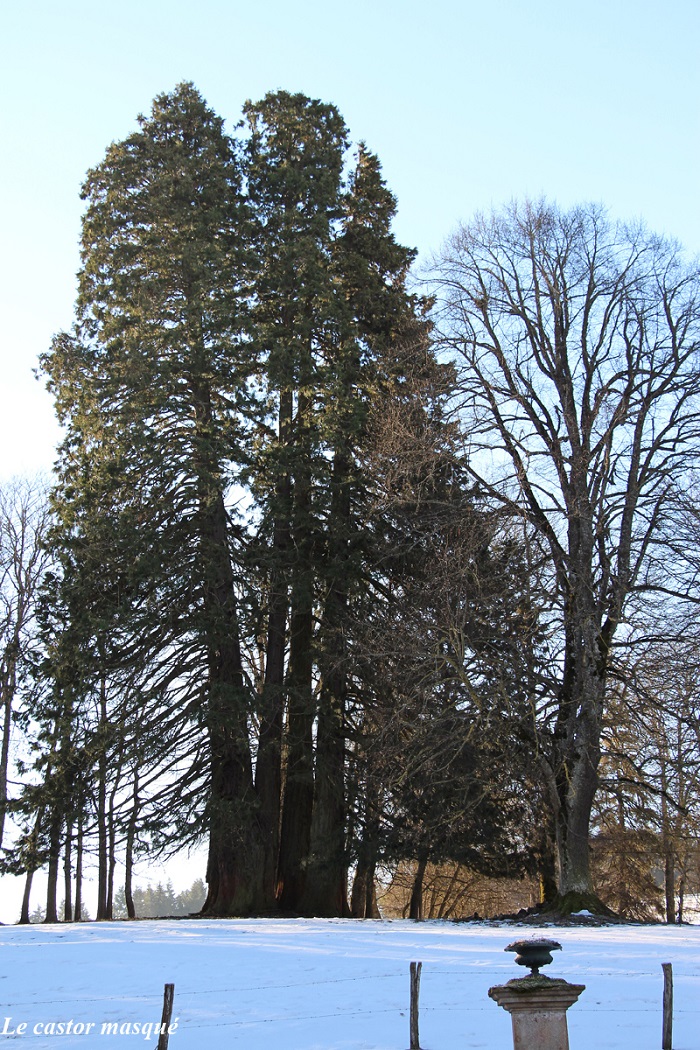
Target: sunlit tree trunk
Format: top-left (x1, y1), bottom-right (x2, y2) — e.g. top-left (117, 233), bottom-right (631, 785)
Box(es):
top-left (63, 816), bottom-right (73, 922)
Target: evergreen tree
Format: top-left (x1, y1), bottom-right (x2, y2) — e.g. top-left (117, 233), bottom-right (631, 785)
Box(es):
top-left (41, 83), bottom-right (264, 915)
top-left (243, 94), bottom-right (425, 914)
top-left (242, 91), bottom-right (351, 911)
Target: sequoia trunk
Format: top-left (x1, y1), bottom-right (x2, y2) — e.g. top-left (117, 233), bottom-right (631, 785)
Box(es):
top-left (197, 448), bottom-right (264, 915)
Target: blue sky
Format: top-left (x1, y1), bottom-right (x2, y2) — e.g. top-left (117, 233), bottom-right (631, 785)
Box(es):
top-left (1, 0), bottom-right (699, 479)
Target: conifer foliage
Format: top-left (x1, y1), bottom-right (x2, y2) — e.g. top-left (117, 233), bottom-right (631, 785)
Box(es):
top-left (42, 83), bottom-right (259, 915)
top-left (33, 83), bottom-right (484, 918)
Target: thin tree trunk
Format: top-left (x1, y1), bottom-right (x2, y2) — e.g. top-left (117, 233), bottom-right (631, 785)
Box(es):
top-left (660, 750), bottom-right (676, 924)
top-left (125, 770), bottom-right (139, 919)
top-left (106, 752), bottom-right (123, 921)
top-left (19, 868), bottom-right (34, 925)
top-left (665, 852), bottom-right (675, 925)
top-left (96, 659), bottom-right (110, 923)
top-left (409, 857), bottom-right (428, 921)
top-left (125, 851), bottom-right (136, 920)
top-left (45, 814), bottom-right (61, 923)
top-left (63, 816), bottom-right (73, 922)
top-left (96, 801), bottom-right (108, 917)
top-left (0, 640), bottom-right (19, 852)
top-left (74, 809), bottom-right (83, 921)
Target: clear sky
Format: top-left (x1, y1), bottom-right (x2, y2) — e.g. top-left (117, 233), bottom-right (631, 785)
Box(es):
top-left (1, 0), bottom-right (699, 480)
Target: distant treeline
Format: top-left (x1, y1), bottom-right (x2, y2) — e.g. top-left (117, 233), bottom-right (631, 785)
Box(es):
top-left (112, 879), bottom-right (206, 919)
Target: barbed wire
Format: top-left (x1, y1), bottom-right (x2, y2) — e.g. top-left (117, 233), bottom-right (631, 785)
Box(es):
top-left (0, 964), bottom-right (698, 1013)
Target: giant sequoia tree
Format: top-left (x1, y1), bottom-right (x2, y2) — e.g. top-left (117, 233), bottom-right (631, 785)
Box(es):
top-left (243, 91), bottom-right (353, 914)
top-left (42, 83), bottom-right (266, 914)
top-left (434, 200), bottom-right (700, 905)
top-left (243, 92), bottom-right (425, 915)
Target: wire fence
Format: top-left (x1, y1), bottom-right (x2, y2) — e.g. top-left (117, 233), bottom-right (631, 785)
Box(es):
top-left (1, 963), bottom-right (698, 1031)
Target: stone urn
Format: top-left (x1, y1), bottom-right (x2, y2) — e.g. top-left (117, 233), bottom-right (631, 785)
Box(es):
top-left (505, 937), bottom-right (562, 975)
top-left (488, 938), bottom-right (585, 1050)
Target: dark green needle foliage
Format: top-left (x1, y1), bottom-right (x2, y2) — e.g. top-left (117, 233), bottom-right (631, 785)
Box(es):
top-left (28, 82), bottom-right (534, 920)
top-left (42, 83), bottom-right (264, 916)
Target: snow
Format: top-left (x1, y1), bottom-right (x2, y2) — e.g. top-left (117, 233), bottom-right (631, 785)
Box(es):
top-left (0, 918), bottom-right (697, 1048)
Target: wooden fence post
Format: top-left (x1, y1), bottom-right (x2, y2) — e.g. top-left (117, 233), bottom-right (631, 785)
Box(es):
top-left (157, 983), bottom-right (175, 1050)
top-left (410, 961), bottom-right (422, 1050)
top-left (662, 963), bottom-right (673, 1050)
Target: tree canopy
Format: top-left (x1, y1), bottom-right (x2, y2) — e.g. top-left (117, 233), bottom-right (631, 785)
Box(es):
top-left (433, 199), bottom-right (700, 904)
top-left (6, 94), bottom-right (700, 925)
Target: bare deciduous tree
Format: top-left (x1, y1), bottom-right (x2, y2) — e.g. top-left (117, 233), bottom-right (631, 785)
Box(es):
top-left (433, 200), bottom-right (700, 905)
top-left (0, 477), bottom-right (50, 851)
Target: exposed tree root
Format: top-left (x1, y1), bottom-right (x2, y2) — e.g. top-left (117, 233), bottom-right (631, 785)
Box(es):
top-left (538, 890), bottom-right (617, 919)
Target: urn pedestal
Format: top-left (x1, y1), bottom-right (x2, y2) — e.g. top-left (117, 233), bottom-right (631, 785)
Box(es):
top-left (489, 977), bottom-right (585, 1050)
top-left (488, 938), bottom-right (585, 1050)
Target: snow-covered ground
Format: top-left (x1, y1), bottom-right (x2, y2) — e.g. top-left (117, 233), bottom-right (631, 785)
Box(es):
top-left (0, 918), bottom-right (697, 1049)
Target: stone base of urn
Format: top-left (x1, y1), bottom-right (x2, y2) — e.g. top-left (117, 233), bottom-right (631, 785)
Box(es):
top-left (488, 976), bottom-right (586, 1050)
